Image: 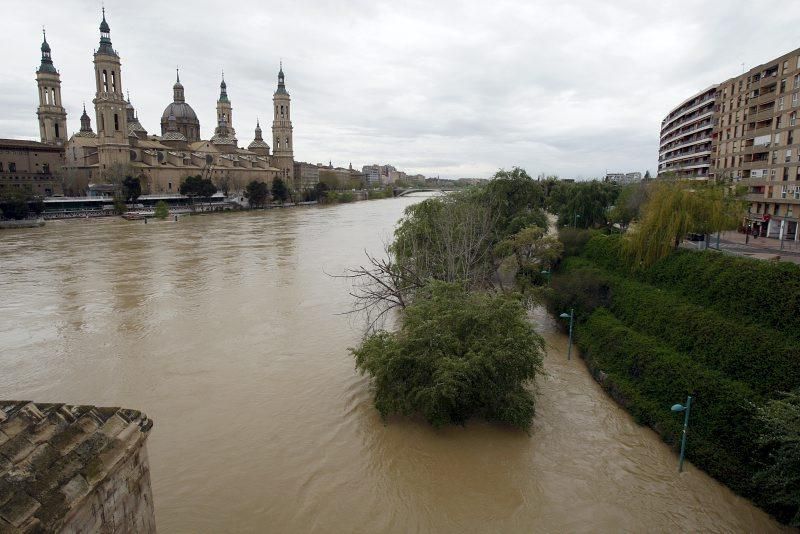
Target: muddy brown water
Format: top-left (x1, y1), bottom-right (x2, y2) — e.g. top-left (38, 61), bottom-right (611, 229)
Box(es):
top-left (0, 196), bottom-right (791, 533)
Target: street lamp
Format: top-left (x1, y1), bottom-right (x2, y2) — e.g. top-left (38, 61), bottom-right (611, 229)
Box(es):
top-left (559, 308), bottom-right (574, 360)
top-left (573, 213), bottom-right (581, 228)
top-left (541, 269), bottom-right (551, 286)
top-left (670, 395), bottom-right (693, 472)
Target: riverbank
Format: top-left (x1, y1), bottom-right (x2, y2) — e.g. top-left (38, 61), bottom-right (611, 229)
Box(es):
top-left (0, 218), bottom-right (44, 229)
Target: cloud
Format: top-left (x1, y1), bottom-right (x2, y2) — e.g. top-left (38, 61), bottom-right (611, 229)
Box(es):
top-left (3, 0), bottom-right (800, 178)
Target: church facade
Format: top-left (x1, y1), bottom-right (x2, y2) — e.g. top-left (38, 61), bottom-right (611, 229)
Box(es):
top-left (44, 10), bottom-right (296, 195)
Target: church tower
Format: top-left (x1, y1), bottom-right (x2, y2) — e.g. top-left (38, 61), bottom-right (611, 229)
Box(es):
top-left (36, 29), bottom-right (68, 145)
top-left (92, 9), bottom-right (130, 174)
top-left (216, 71), bottom-right (235, 137)
top-left (271, 63), bottom-right (294, 183)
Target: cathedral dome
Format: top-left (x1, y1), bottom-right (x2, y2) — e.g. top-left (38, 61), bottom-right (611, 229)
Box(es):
top-left (161, 102), bottom-right (198, 122)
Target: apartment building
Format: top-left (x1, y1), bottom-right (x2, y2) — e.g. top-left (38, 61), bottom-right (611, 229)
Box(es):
top-left (713, 49), bottom-right (800, 240)
top-left (658, 86), bottom-right (717, 179)
top-left (662, 47), bottom-right (800, 241)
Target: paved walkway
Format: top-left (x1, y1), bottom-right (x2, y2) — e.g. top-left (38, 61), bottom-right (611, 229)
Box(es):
top-left (689, 231), bottom-right (800, 264)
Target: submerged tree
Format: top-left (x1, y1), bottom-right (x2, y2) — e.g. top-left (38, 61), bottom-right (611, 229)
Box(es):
top-left (351, 281), bottom-right (545, 431)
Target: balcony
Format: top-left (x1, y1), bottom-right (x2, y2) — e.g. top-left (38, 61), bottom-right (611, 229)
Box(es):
top-left (750, 109), bottom-right (776, 122)
top-left (660, 116), bottom-right (714, 142)
top-left (746, 126), bottom-right (775, 138)
top-left (752, 91), bottom-right (777, 106)
top-left (740, 160), bottom-right (771, 170)
top-left (661, 148), bottom-right (712, 165)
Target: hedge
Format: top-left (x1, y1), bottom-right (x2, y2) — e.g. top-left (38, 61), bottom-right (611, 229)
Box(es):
top-left (576, 309), bottom-right (764, 504)
top-left (581, 234), bottom-right (800, 339)
top-left (554, 263), bottom-right (800, 395)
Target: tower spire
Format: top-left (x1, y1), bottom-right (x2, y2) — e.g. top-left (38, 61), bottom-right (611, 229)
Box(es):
top-left (97, 7), bottom-right (115, 56)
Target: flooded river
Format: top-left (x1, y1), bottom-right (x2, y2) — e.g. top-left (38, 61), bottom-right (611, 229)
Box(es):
top-left (0, 197), bottom-right (790, 532)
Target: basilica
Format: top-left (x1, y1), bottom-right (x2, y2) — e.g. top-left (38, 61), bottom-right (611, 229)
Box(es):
top-left (37, 10), bottom-right (295, 194)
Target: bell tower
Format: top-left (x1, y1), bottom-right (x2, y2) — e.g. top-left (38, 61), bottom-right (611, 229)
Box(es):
top-left (216, 70), bottom-right (235, 137)
top-left (92, 8), bottom-right (130, 174)
top-left (271, 62), bottom-right (294, 183)
top-left (36, 29), bottom-right (68, 145)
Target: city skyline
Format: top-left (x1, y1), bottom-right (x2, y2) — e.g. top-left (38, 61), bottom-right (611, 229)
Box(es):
top-left (2, 0), bottom-right (800, 179)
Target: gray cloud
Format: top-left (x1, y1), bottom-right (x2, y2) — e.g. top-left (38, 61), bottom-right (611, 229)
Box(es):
top-left (2, 0), bottom-right (799, 178)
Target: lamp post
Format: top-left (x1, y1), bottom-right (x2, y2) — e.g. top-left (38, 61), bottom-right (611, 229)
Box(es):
top-left (573, 213), bottom-right (581, 229)
top-left (541, 269), bottom-right (551, 286)
top-left (559, 308), bottom-right (574, 360)
top-left (670, 395), bottom-right (693, 472)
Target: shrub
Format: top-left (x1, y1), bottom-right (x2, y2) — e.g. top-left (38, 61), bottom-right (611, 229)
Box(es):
top-left (546, 262), bottom-right (612, 323)
top-left (351, 282), bottom-right (545, 431)
top-left (558, 227), bottom-right (598, 258)
top-left (576, 309), bottom-right (763, 502)
top-left (154, 200), bottom-right (169, 219)
top-left (754, 389), bottom-right (800, 525)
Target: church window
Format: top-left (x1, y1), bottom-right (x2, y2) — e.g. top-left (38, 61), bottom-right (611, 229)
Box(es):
top-left (54, 123), bottom-right (60, 138)
top-left (285, 137), bottom-right (289, 148)
top-left (111, 71), bottom-right (116, 93)
top-left (280, 105), bottom-right (284, 118)
top-left (114, 114), bottom-right (119, 131)
top-left (51, 89), bottom-right (57, 105)
top-left (102, 70), bottom-right (108, 92)
top-left (168, 181), bottom-right (172, 191)
top-left (9, 163), bottom-right (16, 172)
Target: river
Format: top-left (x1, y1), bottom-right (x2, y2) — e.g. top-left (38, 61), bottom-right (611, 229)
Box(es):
top-left (0, 197), bottom-right (790, 533)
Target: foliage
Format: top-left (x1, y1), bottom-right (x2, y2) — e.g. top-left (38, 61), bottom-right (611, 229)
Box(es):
top-left (575, 309), bottom-right (762, 502)
top-left (0, 188), bottom-right (31, 220)
top-left (113, 196), bottom-right (127, 215)
top-left (625, 181), bottom-right (743, 268)
top-left (245, 180), bottom-right (269, 208)
top-left (480, 167), bottom-right (546, 238)
top-left (496, 226), bottom-right (563, 271)
top-left (608, 182), bottom-right (649, 229)
top-left (154, 200), bottom-right (169, 219)
top-left (180, 175), bottom-right (217, 199)
top-left (754, 389), bottom-right (800, 525)
top-left (545, 261), bottom-right (612, 321)
top-left (558, 227), bottom-right (597, 258)
top-left (547, 180), bottom-right (619, 229)
top-left (122, 176), bottom-right (142, 202)
top-left (326, 191), bottom-right (355, 203)
top-left (392, 194), bottom-right (495, 288)
top-left (351, 282), bottom-right (545, 431)
top-left (270, 177), bottom-right (289, 203)
top-left (582, 234), bottom-right (800, 340)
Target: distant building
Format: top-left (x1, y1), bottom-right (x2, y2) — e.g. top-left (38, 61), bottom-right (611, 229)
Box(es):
top-left (18, 11), bottom-right (298, 197)
top-left (658, 86), bottom-right (717, 180)
top-left (294, 162), bottom-right (320, 190)
top-left (605, 172), bottom-right (642, 185)
top-left (0, 139), bottom-right (65, 196)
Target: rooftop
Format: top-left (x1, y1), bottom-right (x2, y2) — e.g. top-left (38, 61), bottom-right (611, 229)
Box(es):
top-left (0, 401), bottom-right (152, 531)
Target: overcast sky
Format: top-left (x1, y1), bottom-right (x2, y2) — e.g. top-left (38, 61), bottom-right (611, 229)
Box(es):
top-left (3, 0), bottom-right (800, 179)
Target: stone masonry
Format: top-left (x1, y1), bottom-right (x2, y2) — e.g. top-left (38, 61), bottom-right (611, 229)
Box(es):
top-left (0, 401), bottom-right (155, 533)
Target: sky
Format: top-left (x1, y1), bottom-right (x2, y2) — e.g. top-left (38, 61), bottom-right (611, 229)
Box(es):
top-left (3, 0), bottom-right (800, 180)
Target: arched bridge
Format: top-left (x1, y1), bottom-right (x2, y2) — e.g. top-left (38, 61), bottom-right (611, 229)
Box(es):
top-left (395, 188), bottom-right (454, 197)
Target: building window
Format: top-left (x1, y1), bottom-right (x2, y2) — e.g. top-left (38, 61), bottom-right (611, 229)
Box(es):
top-left (54, 123), bottom-right (60, 138)
top-left (42, 163), bottom-right (49, 173)
top-left (114, 114), bottom-right (119, 131)
top-left (779, 96), bottom-right (785, 111)
top-left (168, 181), bottom-right (172, 191)
top-left (8, 162), bottom-right (15, 172)
top-left (102, 70), bottom-right (108, 92)
top-left (788, 150), bottom-right (793, 163)
top-left (111, 71), bottom-right (116, 93)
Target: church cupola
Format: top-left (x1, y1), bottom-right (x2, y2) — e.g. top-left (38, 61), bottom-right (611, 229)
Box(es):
top-left (80, 104), bottom-right (92, 131)
top-left (97, 7), bottom-right (116, 57)
top-left (173, 69), bottom-right (185, 102)
top-left (247, 119), bottom-right (271, 155)
top-left (219, 70), bottom-right (229, 103)
top-left (37, 29), bottom-right (57, 74)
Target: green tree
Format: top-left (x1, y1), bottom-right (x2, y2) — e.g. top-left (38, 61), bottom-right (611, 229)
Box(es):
top-left (480, 167), bottom-right (546, 237)
top-left (625, 181), bottom-right (742, 268)
top-left (608, 182), bottom-right (649, 230)
top-left (122, 176), bottom-right (142, 202)
top-left (245, 180), bottom-right (269, 208)
top-left (755, 389), bottom-right (800, 526)
top-left (350, 282), bottom-right (545, 431)
top-left (0, 189), bottom-right (30, 220)
top-left (154, 200), bottom-right (169, 219)
top-left (271, 177), bottom-right (289, 203)
top-left (549, 180), bottom-right (619, 229)
top-left (180, 175), bottom-right (217, 209)
top-left (496, 226), bottom-right (563, 271)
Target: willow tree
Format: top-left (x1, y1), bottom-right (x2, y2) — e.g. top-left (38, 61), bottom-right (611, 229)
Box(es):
top-left (625, 181), bottom-right (743, 268)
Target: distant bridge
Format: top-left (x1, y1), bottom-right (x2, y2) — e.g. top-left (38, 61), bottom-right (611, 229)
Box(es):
top-left (395, 188), bottom-right (454, 197)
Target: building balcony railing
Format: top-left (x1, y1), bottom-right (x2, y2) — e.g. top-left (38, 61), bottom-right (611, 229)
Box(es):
top-left (740, 160), bottom-right (771, 169)
top-left (660, 116), bottom-right (714, 142)
top-left (746, 126), bottom-right (775, 138)
top-left (660, 148), bottom-right (712, 164)
top-left (660, 136), bottom-right (713, 155)
top-left (662, 98), bottom-right (716, 129)
top-left (750, 109), bottom-right (776, 122)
